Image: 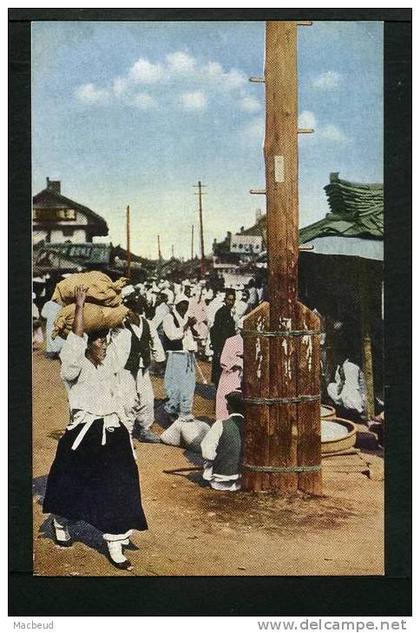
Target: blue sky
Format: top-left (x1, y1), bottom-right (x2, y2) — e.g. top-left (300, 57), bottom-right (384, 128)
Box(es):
top-left (32, 20), bottom-right (383, 259)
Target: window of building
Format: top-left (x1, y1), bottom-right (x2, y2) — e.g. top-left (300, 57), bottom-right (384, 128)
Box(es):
top-left (62, 227), bottom-right (74, 237)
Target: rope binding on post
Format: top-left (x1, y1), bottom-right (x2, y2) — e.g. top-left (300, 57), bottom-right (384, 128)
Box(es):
top-left (243, 394), bottom-right (320, 405)
top-left (241, 328), bottom-right (322, 338)
top-left (242, 464), bottom-right (321, 474)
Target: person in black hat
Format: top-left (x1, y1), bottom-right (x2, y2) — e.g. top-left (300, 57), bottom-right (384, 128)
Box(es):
top-left (209, 288), bottom-right (237, 387)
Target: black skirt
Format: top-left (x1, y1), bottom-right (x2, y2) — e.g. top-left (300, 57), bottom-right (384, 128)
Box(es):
top-left (43, 419), bottom-right (148, 535)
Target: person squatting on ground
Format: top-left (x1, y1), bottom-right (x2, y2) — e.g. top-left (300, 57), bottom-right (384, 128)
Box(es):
top-left (42, 286), bottom-right (148, 571)
top-left (114, 291), bottom-right (165, 443)
top-left (162, 293), bottom-right (199, 421)
top-left (201, 390), bottom-right (245, 491)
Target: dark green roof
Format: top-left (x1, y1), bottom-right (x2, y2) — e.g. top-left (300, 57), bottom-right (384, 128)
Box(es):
top-left (300, 173), bottom-right (383, 243)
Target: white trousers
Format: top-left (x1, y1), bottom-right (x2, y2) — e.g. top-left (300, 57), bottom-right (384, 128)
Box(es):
top-left (119, 368), bottom-right (155, 433)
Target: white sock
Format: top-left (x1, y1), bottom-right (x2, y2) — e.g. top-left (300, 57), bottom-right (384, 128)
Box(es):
top-left (107, 541), bottom-right (127, 564)
top-left (53, 518), bottom-right (70, 542)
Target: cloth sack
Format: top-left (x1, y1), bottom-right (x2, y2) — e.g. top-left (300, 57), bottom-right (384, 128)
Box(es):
top-left (160, 417), bottom-right (210, 453)
top-left (53, 303), bottom-right (129, 339)
top-left (52, 271), bottom-right (128, 308)
top-left (181, 419), bottom-right (210, 452)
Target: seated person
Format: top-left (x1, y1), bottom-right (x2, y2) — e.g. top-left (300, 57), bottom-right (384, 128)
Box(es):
top-left (327, 357), bottom-right (367, 421)
top-left (200, 391), bottom-right (244, 491)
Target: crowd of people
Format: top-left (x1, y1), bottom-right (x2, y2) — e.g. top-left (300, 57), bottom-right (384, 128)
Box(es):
top-left (37, 272), bottom-right (263, 571)
top-left (35, 270), bottom-right (375, 571)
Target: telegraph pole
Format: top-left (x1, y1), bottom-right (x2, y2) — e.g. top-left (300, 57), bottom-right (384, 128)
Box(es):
top-left (171, 244), bottom-right (175, 259)
top-left (191, 224), bottom-right (195, 261)
top-left (242, 21), bottom-right (321, 496)
top-left (194, 181), bottom-right (206, 275)
top-left (126, 205), bottom-right (131, 278)
top-left (157, 234), bottom-right (162, 261)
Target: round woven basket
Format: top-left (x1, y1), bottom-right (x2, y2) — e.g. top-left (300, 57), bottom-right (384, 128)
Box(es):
top-left (321, 404), bottom-right (336, 419)
top-left (321, 417), bottom-right (357, 455)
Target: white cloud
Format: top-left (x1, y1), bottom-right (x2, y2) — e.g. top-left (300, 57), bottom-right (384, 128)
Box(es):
top-left (298, 110), bottom-right (316, 129)
top-left (129, 58), bottom-right (164, 84)
top-left (318, 124), bottom-right (348, 142)
top-left (241, 115), bottom-right (265, 141)
top-left (75, 83), bottom-right (109, 104)
top-left (312, 71), bottom-right (342, 90)
top-left (201, 61), bottom-right (246, 90)
top-left (181, 91), bottom-right (207, 110)
top-left (204, 61), bottom-right (224, 79)
top-left (240, 96), bottom-right (262, 113)
top-left (297, 111), bottom-right (348, 143)
top-left (166, 51), bottom-right (196, 73)
top-left (223, 68), bottom-right (247, 89)
top-left (133, 93), bottom-right (157, 109)
top-left (75, 51), bottom-right (251, 111)
top-left (113, 76), bottom-right (129, 96)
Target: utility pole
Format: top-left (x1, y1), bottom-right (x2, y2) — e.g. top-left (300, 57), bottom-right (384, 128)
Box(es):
top-left (126, 205), bottom-right (131, 278)
top-left (191, 224), bottom-right (195, 261)
top-left (194, 181), bottom-right (206, 275)
top-left (171, 244), bottom-right (175, 259)
top-left (242, 21), bottom-right (321, 496)
top-left (157, 234), bottom-right (162, 261)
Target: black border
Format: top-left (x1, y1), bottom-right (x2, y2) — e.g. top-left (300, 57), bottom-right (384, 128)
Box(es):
top-left (9, 8), bottom-right (412, 617)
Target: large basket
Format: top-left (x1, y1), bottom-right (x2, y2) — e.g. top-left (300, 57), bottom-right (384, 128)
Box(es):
top-left (321, 417), bottom-right (357, 455)
top-left (321, 404), bottom-right (336, 419)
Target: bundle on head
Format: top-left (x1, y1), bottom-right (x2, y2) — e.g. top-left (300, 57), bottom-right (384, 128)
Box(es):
top-left (52, 271), bottom-right (128, 308)
top-left (52, 303), bottom-right (129, 339)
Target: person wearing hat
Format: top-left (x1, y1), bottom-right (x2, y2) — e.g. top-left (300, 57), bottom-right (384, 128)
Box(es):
top-left (200, 391), bottom-right (245, 491)
top-left (115, 289), bottom-right (165, 443)
top-left (42, 286), bottom-right (148, 571)
top-left (209, 288), bottom-right (237, 387)
top-left (152, 291), bottom-right (171, 334)
top-left (162, 294), bottom-right (199, 419)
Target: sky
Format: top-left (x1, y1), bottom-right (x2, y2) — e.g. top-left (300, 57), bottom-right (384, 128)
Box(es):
top-left (32, 20), bottom-right (383, 259)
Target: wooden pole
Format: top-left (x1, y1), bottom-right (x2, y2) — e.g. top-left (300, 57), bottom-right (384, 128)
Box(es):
top-left (191, 224), bottom-right (194, 261)
top-left (157, 234), bottom-right (162, 261)
top-left (194, 181), bottom-right (206, 275)
top-left (242, 21), bottom-right (322, 495)
top-left (359, 260), bottom-right (375, 419)
top-left (126, 205), bottom-right (131, 278)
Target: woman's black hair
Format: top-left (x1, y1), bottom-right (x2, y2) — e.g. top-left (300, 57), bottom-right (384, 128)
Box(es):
top-left (87, 329), bottom-right (109, 346)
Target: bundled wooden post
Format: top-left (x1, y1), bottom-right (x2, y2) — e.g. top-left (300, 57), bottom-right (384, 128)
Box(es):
top-left (242, 21), bottom-right (322, 495)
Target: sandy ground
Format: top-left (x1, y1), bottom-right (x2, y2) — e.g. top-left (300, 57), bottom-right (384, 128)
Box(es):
top-left (32, 347), bottom-right (384, 577)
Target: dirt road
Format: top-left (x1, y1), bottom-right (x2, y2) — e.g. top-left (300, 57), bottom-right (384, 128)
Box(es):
top-left (33, 348), bottom-right (384, 577)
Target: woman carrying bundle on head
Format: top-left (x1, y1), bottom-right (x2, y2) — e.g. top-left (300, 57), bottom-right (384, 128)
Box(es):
top-left (42, 286), bottom-right (148, 571)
